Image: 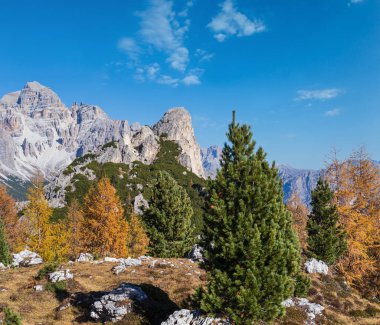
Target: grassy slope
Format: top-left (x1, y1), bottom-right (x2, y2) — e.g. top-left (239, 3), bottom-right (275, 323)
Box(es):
top-left (53, 140), bottom-right (207, 233)
top-left (0, 261), bottom-right (379, 324)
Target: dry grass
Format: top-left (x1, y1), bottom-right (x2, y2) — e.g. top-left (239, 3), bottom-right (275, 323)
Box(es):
top-left (1, 260), bottom-right (379, 324)
top-left (0, 258), bottom-right (204, 324)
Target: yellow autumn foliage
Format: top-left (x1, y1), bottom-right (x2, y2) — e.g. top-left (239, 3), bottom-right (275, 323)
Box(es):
top-left (82, 177), bottom-right (129, 257)
top-left (127, 213), bottom-right (149, 258)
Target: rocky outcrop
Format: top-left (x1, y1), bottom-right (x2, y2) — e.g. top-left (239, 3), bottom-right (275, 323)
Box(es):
top-left (0, 83), bottom-right (205, 193)
top-left (153, 108), bottom-right (204, 178)
top-left (161, 309), bottom-right (230, 325)
top-left (282, 298), bottom-right (324, 325)
top-left (304, 258), bottom-right (329, 275)
top-left (12, 250), bottom-right (43, 267)
top-left (49, 269), bottom-right (74, 282)
top-left (76, 253), bottom-right (94, 262)
top-left (133, 193), bottom-right (149, 215)
top-left (90, 283), bottom-right (148, 322)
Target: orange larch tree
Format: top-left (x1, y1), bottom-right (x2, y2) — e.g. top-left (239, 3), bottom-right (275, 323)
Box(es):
top-left (0, 185), bottom-right (23, 252)
top-left (286, 192), bottom-right (309, 253)
top-left (127, 212), bottom-right (149, 258)
top-left (82, 177), bottom-right (129, 257)
top-left (66, 199), bottom-right (85, 259)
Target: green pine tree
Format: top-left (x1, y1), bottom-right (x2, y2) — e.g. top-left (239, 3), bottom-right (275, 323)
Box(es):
top-left (143, 171), bottom-right (195, 257)
top-left (196, 111), bottom-right (304, 324)
top-left (0, 219), bottom-right (11, 266)
top-left (307, 177), bottom-right (347, 265)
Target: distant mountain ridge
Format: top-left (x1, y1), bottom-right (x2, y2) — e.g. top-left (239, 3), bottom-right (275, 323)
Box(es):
top-left (0, 82), bottom-right (204, 197)
top-left (201, 146), bottom-right (322, 205)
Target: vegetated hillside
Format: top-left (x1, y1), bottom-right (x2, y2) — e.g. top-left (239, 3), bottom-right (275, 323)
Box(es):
top-left (0, 259), bottom-right (379, 324)
top-left (50, 140), bottom-right (206, 234)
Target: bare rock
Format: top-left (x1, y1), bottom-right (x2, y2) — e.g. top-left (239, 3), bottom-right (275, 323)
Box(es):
top-left (304, 258), bottom-right (328, 274)
top-left (76, 253), bottom-right (94, 262)
top-left (161, 309), bottom-right (230, 325)
top-left (134, 193), bottom-right (149, 215)
top-left (282, 298), bottom-right (324, 325)
top-left (12, 249), bottom-right (43, 267)
top-left (188, 245), bottom-right (204, 263)
top-left (49, 269), bottom-right (74, 282)
top-left (90, 283), bottom-right (148, 322)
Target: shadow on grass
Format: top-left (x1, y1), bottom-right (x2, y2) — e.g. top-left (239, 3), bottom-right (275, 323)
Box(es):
top-left (70, 283), bottom-right (178, 324)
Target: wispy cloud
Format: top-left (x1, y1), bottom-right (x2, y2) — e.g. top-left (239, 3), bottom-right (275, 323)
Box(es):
top-left (325, 108), bottom-right (341, 117)
top-left (195, 49), bottom-right (214, 62)
top-left (208, 0), bottom-right (265, 42)
top-left (295, 88), bottom-right (343, 101)
top-left (349, 0), bottom-right (365, 4)
top-left (117, 0), bottom-right (207, 86)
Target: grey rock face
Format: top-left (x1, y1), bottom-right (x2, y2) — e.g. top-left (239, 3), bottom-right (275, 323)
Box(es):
top-left (134, 193), bottom-right (149, 215)
top-left (0, 83), bottom-right (204, 189)
top-left (90, 283), bottom-right (148, 322)
top-left (153, 108), bottom-right (204, 177)
top-left (201, 145), bottom-right (222, 179)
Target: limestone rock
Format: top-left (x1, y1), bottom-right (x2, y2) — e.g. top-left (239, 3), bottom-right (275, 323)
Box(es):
top-left (12, 250), bottom-right (43, 267)
top-left (49, 269), bottom-right (74, 282)
top-left (161, 309), bottom-right (230, 325)
top-left (153, 108), bottom-right (204, 178)
top-left (304, 258), bottom-right (329, 275)
top-left (90, 283), bottom-right (148, 322)
top-left (134, 193), bottom-right (149, 215)
top-left (76, 253), bottom-right (94, 262)
top-left (282, 298), bottom-right (324, 325)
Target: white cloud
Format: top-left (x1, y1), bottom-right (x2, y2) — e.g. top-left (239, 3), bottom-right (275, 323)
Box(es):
top-left (166, 47), bottom-right (189, 72)
top-left (208, 0), bottom-right (265, 42)
top-left (157, 75), bottom-right (180, 86)
top-left (195, 49), bottom-right (214, 62)
top-left (117, 0), bottom-right (208, 86)
top-left (325, 108), bottom-right (341, 117)
top-left (295, 88), bottom-right (343, 101)
top-left (117, 37), bottom-right (141, 61)
top-left (182, 74), bottom-right (201, 85)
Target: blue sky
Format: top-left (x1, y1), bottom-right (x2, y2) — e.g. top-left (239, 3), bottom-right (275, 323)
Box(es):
top-left (0, 0), bottom-right (379, 169)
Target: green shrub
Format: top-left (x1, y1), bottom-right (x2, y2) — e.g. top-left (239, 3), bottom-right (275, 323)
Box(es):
top-left (2, 307), bottom-right (22, 325)
top-left (36, 262), bottom-right (59, 280)
top-left (45, 281), bottom-right (67, 293)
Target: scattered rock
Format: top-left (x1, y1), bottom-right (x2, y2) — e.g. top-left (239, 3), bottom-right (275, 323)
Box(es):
top-left (149, 260), bottom-right (158, 268)
top-left (112, 264), bottom-right (126, 275)
top-left (188, 245), bottom-right (204, 263)
top-left (12, 249), bottom-right (43, 267)
top-left (120, 258), bottom-right (142, 267)
top-left (282, 298), bottom-right (324, 325)
top-left (304, 258), bottom-right (328, 275)
top-left (104, 257), bottom-right (120, 263)
top-left (161, 309), bottom-right (230, 325)
top-left (0, 262), bottom-right (6, 269)
top-left (49, 269), bottom-right (74, 283)
top-left (134, 193), bottom-right (149, 215)
top-left (90, 283), bottom-right (148, 322)
top-left (34, 285), bottom-right (44, 291)
top-left (76, 253), bottom-right (94, 262)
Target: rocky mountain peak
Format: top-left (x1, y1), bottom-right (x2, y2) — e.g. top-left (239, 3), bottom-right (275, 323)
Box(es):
top-left (16, 81), bottom-right (65, 111)
top-left (153, 107), bottom-right (204, 178)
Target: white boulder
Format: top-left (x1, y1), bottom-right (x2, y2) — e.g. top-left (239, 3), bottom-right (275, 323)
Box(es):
top-left (112, 264), bottom-right (126, 275)
top-left (0, 262), bottom-right (6, 269)
top-left (12, 249), bottom-right (43, 267)
top-left (90, 283), bottom-right (148, 322)
top-left (282, 298), bottom-right (324, 325)
top-left (49, 269), bottom-right (74, 283)
top-left (34, 284), bottom-right (44, 291)
top-left (133, 193), bottom-right (149, 215)
top-left (161, 309), bottom-right (230, 325)
top-left (304, 258), bottom-right (328, 274)
top-left (76, 253), bottom-right (94, 262)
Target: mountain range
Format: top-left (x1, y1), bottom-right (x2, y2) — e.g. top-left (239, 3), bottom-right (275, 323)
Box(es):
top-left (1, 82), bottom-right (326, 204)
